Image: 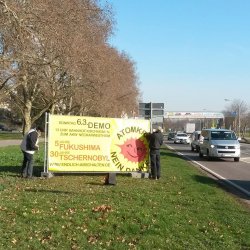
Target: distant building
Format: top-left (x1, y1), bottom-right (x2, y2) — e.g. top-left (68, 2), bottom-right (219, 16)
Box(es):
top-left (164, 111), bottom-right (224, 131)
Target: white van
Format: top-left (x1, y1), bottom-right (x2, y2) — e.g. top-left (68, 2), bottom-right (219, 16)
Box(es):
top-left (199, 129), bottom-right (240, 161)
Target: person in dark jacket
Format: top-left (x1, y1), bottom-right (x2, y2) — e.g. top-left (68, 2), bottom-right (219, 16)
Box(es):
top-left (20, 126), bottom-right (43, 178)
top-left (149, 126), bottom-right (163, 180)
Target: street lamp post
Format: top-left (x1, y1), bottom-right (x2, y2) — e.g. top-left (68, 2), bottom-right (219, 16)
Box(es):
top-left (202, 109), bottom-right (207, 129)
top-left (238, 107), bottom-right (241, 137)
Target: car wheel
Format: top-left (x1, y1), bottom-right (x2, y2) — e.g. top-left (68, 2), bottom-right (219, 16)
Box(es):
top-left (196, 146), bottom-right (200, 152)
top-left (234, 157), bottom-right (240, 162)
top-left (191, 145), bottom-right (194, 151)
top-left (199, 151), bottom-right (203, 158)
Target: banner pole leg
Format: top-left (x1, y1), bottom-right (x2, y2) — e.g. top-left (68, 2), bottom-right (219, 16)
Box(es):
top-left (41, 112), bottom-right (53, 178)
top-left (104, 173), bottom-right (116, 185)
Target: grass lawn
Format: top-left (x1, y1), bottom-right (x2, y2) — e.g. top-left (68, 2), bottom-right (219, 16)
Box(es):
top-left (0, 144), bottom-right (249, 249)
top-left (0, 132), bottom-right (23, 140)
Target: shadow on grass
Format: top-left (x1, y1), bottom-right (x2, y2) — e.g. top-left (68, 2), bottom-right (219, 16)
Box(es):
top-left (193, 174), bottom-right (217, 186)
top-left (24, 188), bottom-right (74, 194)
top-left (87, 181), bottom-right (106, 186)
top-left (162, 147), bottom-right (250, 202)
top-left (193, 175), bottom-right (250, 201)
top-left (0, 165), bottom-right (20, 173)
top-left (0, 165), bottom-right (43, 177)
top-left (161, 149), bottom-right (181, 158)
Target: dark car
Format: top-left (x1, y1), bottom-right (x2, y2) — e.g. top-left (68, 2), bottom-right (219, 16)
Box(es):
top-left (0, 124), bottom-right (12, 131)
top-left (167, 132), bottom-right (176, 140)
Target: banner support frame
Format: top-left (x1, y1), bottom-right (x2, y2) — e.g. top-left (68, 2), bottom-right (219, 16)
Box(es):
top-left (41, 112), bottom-right (51, 177)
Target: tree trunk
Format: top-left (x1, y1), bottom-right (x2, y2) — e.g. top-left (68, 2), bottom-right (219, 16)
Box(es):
top-left (50, 103), bottom-right (56, 114)
top-left (22, 101), bottom-right (32, 135)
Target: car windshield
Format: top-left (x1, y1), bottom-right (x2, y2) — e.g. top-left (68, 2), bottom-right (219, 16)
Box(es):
top-left (177, 133), bottom-right (187, 137)
top-left (211, 131), bottom-right (237, 140)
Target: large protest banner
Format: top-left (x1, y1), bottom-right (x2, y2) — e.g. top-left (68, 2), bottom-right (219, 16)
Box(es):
top-left (47, 114), bottom-right (150, 172)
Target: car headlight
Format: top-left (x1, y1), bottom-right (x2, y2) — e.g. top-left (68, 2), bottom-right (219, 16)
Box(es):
top-left (210, 145), bottom-right (215, 148)
top-left (235, 144), bottom-right (240, 149)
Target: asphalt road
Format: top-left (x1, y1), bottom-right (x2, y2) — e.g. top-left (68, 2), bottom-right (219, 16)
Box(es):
top-left (165, 139), bottom-right (250, 204)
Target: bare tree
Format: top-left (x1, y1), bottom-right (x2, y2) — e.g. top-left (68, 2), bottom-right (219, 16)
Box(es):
top-left (79, 45), bottom-right (140, 118)
top-left (0, 0), bottom-right (141, 133)
top-left (57, 44), bottom-right (140, 118)
top-left (224, 99), bottom-right (248, 137)
top-left (0, 0), bottom-right (114, 132)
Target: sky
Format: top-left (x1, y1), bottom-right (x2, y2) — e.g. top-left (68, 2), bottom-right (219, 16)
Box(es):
top-left (108, 0), bottom-right (250, 112)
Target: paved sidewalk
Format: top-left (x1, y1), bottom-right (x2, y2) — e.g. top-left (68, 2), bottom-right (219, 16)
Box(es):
top-left (0, 138), bottom-right (45, 147)
top-left (245, 137), bottom-right (250, 143)
top-left (0, 140), bottom-right (22, 147)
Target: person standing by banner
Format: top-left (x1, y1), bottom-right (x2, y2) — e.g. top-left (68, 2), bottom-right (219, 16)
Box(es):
top-left (20, 125), bottom-right (43, 178)
top-left (149, 126), bottom-right (163, 180)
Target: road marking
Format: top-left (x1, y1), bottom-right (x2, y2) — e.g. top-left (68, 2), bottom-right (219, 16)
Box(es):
top-left (166, 145), bottom-right (250, 197)
top-left (241, 157), bottom-right (250, 163)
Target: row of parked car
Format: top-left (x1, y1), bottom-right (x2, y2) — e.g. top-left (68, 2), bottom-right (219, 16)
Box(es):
top-left (0, 124), bottom-right (18, 132)
top-left (168, 128), bottom-right (241, 162)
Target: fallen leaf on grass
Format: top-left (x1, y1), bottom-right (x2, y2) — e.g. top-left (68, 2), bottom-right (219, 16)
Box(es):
top-left (40, 235), bottom-right (52, 244)
top-left (66, 208), bottom-right (77, 215)
top-left (11, 238), bottom-right (17, 245)
top-left (92, 205), bottom-right (112, 220)
top-left (31, 208), bottom-right (41, 214)
top-left (87, 234), bottom-right (99, 244)
top-left (92, 205), bottom-right (112, 212)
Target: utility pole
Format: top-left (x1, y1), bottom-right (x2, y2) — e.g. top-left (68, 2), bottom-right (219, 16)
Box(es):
top-left (238, 105), bottom-right (240, 137)
top-left (150, 102), bottom-right (153, 132)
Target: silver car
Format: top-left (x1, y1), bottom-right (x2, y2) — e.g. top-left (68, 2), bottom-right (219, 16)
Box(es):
top-left (199, 129), bottom-right (240, 161)
top-left (174, 133), bottom-right (190, 144)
